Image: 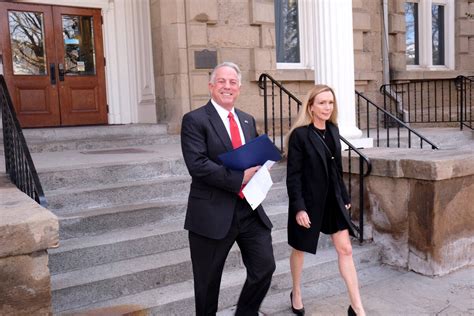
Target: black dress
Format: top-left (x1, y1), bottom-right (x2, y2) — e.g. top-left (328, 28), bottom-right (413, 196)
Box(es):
top-left (310, 124), bottom-right (350, 235)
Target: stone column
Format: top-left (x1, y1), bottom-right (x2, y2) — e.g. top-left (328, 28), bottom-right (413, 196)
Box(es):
top-left (312, 0), bottom-right (371, 147)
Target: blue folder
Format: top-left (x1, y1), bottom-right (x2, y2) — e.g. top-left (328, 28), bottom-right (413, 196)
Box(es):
top-left (218, 134), bottom-right (282, 171)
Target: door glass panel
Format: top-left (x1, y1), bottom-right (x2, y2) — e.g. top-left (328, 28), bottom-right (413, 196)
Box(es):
top-left (62, 15), bottom-right (96, 75)
top-left (8, 10), bottom-right (47, 75)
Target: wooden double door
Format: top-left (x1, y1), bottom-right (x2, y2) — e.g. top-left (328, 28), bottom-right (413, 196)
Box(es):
top-left (0, 3), bottom-right (107, 127)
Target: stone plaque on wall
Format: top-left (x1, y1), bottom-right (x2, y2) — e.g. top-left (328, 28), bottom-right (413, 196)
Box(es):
top-left (194, 49), bottom-right (217, 69)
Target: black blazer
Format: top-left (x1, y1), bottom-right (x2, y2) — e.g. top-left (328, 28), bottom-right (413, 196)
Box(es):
top-left (286, 123), bottom-right (353, 253)
top-left (181, 101), bottom-right (273, 239)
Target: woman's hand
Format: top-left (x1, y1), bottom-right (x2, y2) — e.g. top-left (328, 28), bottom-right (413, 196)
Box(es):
top-left (295, 210), bottom-right (311, 228)
top-left (345, 204), bottom-right (351, 210)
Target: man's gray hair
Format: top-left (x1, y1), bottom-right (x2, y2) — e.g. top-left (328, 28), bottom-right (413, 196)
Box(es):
top-left (209, 62), bottom-right (242, 86)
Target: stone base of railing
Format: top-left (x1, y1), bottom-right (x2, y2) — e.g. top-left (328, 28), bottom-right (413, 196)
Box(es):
top-left (0, 176), bottom-right (59, 315)
top-left (360, 146), bottom-right (473, 276)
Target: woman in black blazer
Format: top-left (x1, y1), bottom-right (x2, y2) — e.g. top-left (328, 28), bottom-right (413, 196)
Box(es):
top-left (285, 85), bottom-right (366, 316)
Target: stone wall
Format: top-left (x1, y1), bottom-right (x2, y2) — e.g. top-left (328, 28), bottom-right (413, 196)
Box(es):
top-left (353, 0), bottom-right (383, 98)
top-left (458, 0), bottom-right (474, 70)
top-left (150, 0), bottom-right (376, 132)
top-left (150, 0), bottom-right (474, 132)
top-left (150, 0), bottom-right (191, 133)
top-left (0, 177), bottom-right (59, 315)
top-left (360, 147), bottom-right (474, 276)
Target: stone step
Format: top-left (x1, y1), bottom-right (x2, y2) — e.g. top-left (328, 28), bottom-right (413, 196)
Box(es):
top-left (52, 228), bottom-right (301, 311)
top-left (47, 178), bottom-right (288, 216)
top-left (38, 157), bottom-right (287, 192)
top-left (46, 176), bottom-right (191, 214)
top-left (57, 199), bottom-right (187, 240)
top-left (362, 127), bottom-right (473, 150)
top-left (57, 189), bottom-right (290, 240)
top-left (51, 226), bottom-right (323, 305)
top-left (0, 124), bottom-right (177, 153)
top-left (13, 124), bottom-right (169, 142)
top-left (39, 158), bottom-right (189, 191)
top-left (49, 203), bottom-right (293, 274)
top-left (56, 243), bottom-right (380, 315)
top-left (23, 134), bottom-right (181, 153)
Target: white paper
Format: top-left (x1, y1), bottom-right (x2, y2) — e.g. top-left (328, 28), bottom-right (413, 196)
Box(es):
top-left (242, 160), bottom-right (275, 210)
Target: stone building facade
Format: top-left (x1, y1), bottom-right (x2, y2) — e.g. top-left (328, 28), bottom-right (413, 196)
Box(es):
top-left (150, 0), bottom-right (474, 133)
top-left (2, 0), bottom-right (472, 130)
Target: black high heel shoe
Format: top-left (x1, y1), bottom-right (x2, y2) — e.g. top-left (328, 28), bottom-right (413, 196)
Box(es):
top-left (290, 291), bottom-right (305, 315)
top-left (348, 305), bottom-right (357, 316)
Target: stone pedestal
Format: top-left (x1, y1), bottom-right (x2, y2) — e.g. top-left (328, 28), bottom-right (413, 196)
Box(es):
top-left (0, 178), bottom-right (59, 315)
top-left (361, 147), bottom-right (474, 275)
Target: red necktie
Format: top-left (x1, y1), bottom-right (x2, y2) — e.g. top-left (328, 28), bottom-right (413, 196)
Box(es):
top-left (228, 112), bottom-right (242, 149)
top-left (228, 112), bottom-right (245, 198)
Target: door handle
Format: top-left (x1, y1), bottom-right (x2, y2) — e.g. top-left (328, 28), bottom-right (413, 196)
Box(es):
top-left (58, 63), bottom-right (65, 81)
top-left (50, 63), bottom-right (56, 85)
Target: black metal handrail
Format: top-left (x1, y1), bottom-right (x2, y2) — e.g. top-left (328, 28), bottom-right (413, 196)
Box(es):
top-left (0, 75), bottom-right (47, 207)
top-left (457, 75), bottom-right (473, 130)
top-left (356, 91), bottom-right (439, 149)
top-left (257, 73), bottom-right (302, 151)
top-left (340, 136), bottom-right (372, 243)
top-left (380, 78), bottom-right (466, 125)
top-left (258, 73), bottom-right (371, 242)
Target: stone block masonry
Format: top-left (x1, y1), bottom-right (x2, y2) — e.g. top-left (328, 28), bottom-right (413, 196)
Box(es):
top-left (360, 147), bottom-right (474, 276)
top-left (0, 177), bottom-right (59, 315)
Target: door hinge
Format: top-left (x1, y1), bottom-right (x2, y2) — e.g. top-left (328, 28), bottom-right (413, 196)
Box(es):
top-left (104, 57), bottom-right (106, 67)
top-left (101, 15), bottom-right (104, 25)
top-left (106, 104), bottom-right (109, 113)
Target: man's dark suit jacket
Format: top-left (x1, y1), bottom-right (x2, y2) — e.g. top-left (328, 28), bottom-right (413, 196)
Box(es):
top-left (181, 101), bottom-right (273, 240)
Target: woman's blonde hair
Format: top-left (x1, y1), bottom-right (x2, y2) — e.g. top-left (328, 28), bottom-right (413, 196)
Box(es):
top-left (283, 84), bottom-right (338, 155)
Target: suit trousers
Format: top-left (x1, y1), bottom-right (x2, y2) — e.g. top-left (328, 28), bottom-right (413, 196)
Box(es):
top-left (189, 198), bottom-right (276, 316)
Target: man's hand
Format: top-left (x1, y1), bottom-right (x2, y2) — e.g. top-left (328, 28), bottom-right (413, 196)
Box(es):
top-left (295, 210), bottom-right (311, 228)
top-left (242, 166), bottom-right (260, 185)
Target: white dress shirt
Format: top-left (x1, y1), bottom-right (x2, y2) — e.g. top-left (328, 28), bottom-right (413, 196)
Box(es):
top-left (211, 99), bottom-right (246, 145)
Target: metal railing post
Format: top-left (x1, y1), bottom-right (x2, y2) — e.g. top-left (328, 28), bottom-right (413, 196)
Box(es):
top-left (0, 75), bottom-right (47, 207)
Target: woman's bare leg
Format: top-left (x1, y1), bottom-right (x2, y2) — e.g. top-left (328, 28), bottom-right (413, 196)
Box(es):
top-left (290, 248), bottom-right (305, 309)
top-left (332, 230), bottom-right (366, 316)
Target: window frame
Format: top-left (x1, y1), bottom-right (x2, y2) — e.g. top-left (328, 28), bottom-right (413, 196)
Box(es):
top-left (275, 0), bottom-right (314, 70)
top-left (405, 0), bottom-right (454, 71)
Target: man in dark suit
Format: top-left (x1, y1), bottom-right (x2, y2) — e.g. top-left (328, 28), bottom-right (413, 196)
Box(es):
top-left (181, 62), bottom-right (276, 316)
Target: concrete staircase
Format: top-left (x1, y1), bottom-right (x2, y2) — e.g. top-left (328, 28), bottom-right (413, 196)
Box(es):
top-left (363, 126), bottom-right (473, 150)
top-left (8, 124), bottom-right (381, 315)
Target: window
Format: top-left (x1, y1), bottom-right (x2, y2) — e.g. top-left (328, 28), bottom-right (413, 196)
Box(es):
top-left (275, 0), bottom-right (300, 64)
top-left (274, 0), bottom-right (313, 69)
top-left (431, 4), bottom-right (445, 65)
top-left (405, 0), bottom-right (454, 70)
top-left (405, 2), bottom-right (419, 65)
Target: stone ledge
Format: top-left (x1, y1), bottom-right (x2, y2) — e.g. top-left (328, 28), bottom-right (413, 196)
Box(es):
top-left (391, 69), bottom-right (472, 80)
top-left (359, 147), bottom-right (474, 180)
top-left (0, 181), bottom-right (59, 258)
